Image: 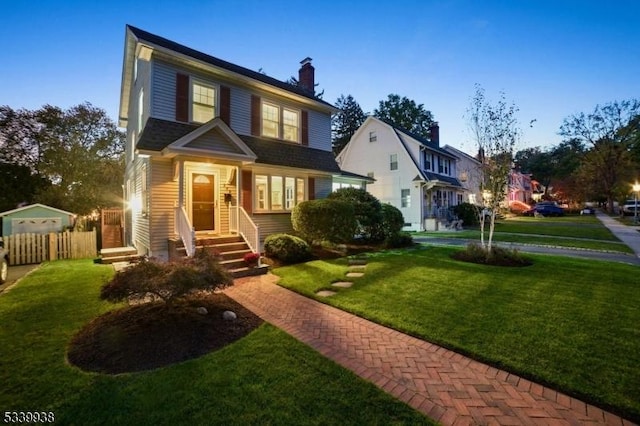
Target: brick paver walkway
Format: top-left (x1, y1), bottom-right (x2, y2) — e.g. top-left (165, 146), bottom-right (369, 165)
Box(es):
top-left (226, 274), bottom-right (636, 426)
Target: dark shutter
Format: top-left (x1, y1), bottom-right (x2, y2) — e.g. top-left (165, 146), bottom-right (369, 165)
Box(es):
top-left (241, 170), bottom-right (252, 212)
top-left (220, 85), bottom-right (231, 125)
top-left (176, 73), bottom-right (189, 122)
top-left (251, 95), bottom-right (260, 136)
top-left (301, 110), bottom-right (309, 146)
top-left (307, 177), bottom-right (315, 200)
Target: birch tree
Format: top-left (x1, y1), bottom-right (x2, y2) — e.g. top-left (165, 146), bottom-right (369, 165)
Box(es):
top-left (467, 85), bottom-right (521, 256)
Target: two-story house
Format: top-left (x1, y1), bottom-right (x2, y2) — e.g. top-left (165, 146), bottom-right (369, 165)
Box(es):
top-left (336, 116), bottom-right (464, 231)
top-left (119, 25), bottom-right (361, 261)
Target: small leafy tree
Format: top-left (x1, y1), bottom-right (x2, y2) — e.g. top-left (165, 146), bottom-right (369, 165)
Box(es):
top-left (467, 85), bottom-right (521, 257)
top-left (100, 250), bottom-right (233, 305)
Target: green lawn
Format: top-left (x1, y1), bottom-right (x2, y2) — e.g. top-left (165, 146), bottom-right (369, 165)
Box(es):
top-left (275, 247), bottom-right (640, 421)
top-left (414, 214), bottom-right (635, 253)
top-left (0, 260), bottom-right (432, 425)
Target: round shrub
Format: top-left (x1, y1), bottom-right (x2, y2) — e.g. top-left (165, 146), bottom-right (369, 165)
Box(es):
top-left (384, 231), bottom-right (414, 248)
top-left (264, 233), bottom-right (312, 264)
top-left (292, 199), bottom-right (357, 244)
top-left (328, 187), bottom-right (383, 241)
top-left (380, 203), bottom-right (405, 238)
top-left (452, 202), bottom-right (480, 226)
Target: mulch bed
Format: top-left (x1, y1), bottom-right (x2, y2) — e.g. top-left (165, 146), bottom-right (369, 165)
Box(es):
top-left (67, 293), bottom-right (263, 375)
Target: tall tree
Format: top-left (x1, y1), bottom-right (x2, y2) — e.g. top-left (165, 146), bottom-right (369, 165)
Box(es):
top-left (559, 99), bottom-right (640, 212)
top-left (467, 85), bottom-right (521, 256)
top-left (0, 103), bottom-right (125, 214)
top-left (373, 94), bottom-right (435, 139)
top-left (331, 94), bottom-right (366, 155)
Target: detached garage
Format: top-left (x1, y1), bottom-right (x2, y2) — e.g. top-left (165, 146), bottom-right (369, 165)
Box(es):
top-left (1, 204), bottom-right (76, 236)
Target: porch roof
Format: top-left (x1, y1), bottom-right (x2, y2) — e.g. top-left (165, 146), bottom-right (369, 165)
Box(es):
top-left (137, 118), bottom-right (342, 174)
top-left (423, 171), bottom-right (463, 188)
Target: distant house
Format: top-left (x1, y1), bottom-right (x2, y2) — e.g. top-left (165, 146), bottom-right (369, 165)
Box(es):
top-left (441, 145), bottom-right (483, 206)
top-left (0, 204), bottom-right (75, 236)
top-left (336, 116), bottom-right (465, 231)
top-left (119, 26), bottom-right (366, 261)
top-left (508, 170), bottom-right (533, 208)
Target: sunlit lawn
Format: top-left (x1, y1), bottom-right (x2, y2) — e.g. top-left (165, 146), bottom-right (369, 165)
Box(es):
top-left (275, 246), bottom-right (640, 421)
top-left (0, 260), bottom-right (432, 425)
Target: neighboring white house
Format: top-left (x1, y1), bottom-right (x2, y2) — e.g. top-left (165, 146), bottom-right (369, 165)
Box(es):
top-left (336, 116), bottom-right (465, 231)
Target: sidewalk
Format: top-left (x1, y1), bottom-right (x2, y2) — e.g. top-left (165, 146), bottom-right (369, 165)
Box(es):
top-left (226, 274), bottom-right (635, 426)
top-left (594, 211), bottom-right (640, 258)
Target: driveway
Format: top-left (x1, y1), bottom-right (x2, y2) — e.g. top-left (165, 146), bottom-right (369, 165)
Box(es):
top-left (0, 264), bottom-right (41, 294)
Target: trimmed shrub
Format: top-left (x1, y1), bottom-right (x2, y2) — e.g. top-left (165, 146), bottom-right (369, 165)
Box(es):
top-left (384, 231), bottom-right (414, 248)
top-left (379, 203), bottom-right (405, 238)
top-left (451, 242), bottom-right (532, 267)
top-left (328, 187), bottom-right (383, 241)
top-left (452, 202), bottom-right (481, 226)
top-left (100, 250), bottom-right (233, 305)
top-left (264, 233), bottom-right (312, 264)
top-left (292, 199), bottom-right (357, 244)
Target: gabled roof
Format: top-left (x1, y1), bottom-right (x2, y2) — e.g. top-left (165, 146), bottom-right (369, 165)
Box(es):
top-left (162, 117), bottom-right (257, 163)
top-left (442, 144), bottom-right (481, 164)
top-left (120, 25), bottom-right (335, 126)
top-left (137, 118), bottom-right (342, 174)
top-left (0, 203), bottom-right (76, 217)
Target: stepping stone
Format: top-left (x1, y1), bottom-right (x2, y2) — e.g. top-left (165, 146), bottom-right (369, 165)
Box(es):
top-left (348, 265), bottom-right (366, 272)
top-left (346, 272), bottom-right (364, 278)
top-left (332, 281), bottom-right (353, 288)
top-left (316, 290), bottom-right (337, 297)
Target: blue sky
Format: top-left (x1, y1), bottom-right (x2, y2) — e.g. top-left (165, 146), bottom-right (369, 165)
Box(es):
top-left (1, 0), bottom-right (638, 154)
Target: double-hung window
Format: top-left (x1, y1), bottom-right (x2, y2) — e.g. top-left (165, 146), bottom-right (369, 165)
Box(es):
top-left (390, 154), bottom-right (398, 171)
top-left (192, 80), bottom-right (216, 123)
top-left (401, 189), bottom-right (410, 208)
top-left (262, 101), bottom-right (300, 142)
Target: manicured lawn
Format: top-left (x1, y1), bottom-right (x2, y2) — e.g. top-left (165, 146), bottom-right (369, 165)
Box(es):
top-left (275, 246), bottom-right (640, 421)
top-left (416, 230), bottom-right (633, 253)
top-left (414, 214), bottom-right (635, 253)
top-left (0, 260), bottom-right (432, 425)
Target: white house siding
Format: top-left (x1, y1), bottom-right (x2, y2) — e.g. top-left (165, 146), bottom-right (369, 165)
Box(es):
top-left (339, 120), bottom-right (422, 230)
top-left (132, 157), bottom-right (150, 255)
top-left (149, 157), bottom-right (178, 260)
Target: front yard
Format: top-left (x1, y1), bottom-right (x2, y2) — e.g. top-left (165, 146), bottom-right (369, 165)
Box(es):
top-left (275, 246), bottom-right (640, 421)
top-left (416, 214), bottom-right (635, 253)
top-left (0, 260), bottom-right (431, 425)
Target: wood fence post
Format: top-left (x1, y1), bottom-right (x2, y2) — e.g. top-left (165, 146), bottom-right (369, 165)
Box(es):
top-left (48, 232), bottom-right (57, 261)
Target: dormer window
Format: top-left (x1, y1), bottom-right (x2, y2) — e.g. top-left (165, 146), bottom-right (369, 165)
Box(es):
top-left (192, 80), bottom-right (216, 123)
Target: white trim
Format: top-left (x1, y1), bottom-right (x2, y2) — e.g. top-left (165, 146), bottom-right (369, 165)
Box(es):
top-left (0, 203), bottom-right (75, 217)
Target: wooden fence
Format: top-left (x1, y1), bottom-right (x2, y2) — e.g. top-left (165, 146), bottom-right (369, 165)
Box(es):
top-left (3, 230), bottom-right (97, 265)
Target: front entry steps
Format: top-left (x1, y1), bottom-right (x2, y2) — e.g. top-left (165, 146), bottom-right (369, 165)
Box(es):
top-left (99, 247), bottom-right (140, 264)
top-left (169, 234), bottom-right (267, 279)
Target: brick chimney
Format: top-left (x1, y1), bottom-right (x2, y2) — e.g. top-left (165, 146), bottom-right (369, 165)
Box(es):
top-left (298, 57), bottom-right (314, 93)
top-left (429, 122), bottom-right (440, 146)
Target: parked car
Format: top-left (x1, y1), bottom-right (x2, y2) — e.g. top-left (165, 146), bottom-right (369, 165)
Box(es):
top-left (580, 207), bottom-right (595, 215)
top-left (0, 237), bottom-right (8, 284)
top-left (523, 201), bottom-right (565, 217)
top-left (621, 199), bottom-right (639, 216)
